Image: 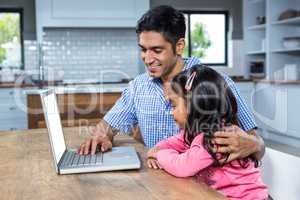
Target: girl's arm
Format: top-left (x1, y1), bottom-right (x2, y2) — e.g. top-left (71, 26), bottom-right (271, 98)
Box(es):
top-left (156, 134), bottom-right (214, 177)
top-left (155, 130), bottom-right (188, 153)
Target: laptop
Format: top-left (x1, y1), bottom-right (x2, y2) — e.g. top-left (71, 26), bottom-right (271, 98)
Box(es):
top-left (40, 89), bottom-right (141, 175)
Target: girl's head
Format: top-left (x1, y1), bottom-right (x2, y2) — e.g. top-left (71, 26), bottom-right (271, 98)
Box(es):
top-left (169, 65), bottom-right (238, 164)
top-left (170, 65), bottom-right (238, 138)
top-left (169, 65), bottom-right (260, 167)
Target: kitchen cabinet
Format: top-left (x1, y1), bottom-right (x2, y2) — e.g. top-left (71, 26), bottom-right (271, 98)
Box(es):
top-left (252, 83), bottom-right (288, 133)
top-left (252, 82), bottom-right (300, 147)
top-left (243, 0), bottom-right (300, 80)
top-left (35, 0), bottom-right (149, 42)
top-left (287, 86), bottom-right (300, 139)
top-left (27, 92), bottom-right (121, 129)
top-left (0, 88), bottom-right (27, 131)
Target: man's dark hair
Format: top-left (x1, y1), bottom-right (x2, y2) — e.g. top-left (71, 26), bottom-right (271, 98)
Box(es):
top-left (136, 5), bottom-right (186, 53)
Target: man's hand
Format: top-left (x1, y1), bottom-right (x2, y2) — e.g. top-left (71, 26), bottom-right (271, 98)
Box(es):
top-left (77, 121), bottom-right (115, 155)
top-left (147, 147), bottom-right (162, 169)
top-left (77, 134), bottom-right (112, 155)
top-left (212, 125), bottom-right (264, 163)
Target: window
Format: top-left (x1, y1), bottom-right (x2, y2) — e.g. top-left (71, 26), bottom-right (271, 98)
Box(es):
top-left (0, 8), bottom-right (24, 69)
top-left (182, 11), bottom-right (228, 66)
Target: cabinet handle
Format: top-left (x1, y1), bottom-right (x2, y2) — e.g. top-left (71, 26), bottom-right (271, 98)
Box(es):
top-left (9, 91), bottom-right (14, 95)
top-left (10, 128), bottom-right (17, 131)
top-left (9, 106), bottom-right (17, 111)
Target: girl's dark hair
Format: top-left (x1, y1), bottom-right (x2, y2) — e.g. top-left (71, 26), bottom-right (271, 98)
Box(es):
top-left (136, 5), bottom-right (186, 53)
top-left (171, 64), bottom-right (259, 167)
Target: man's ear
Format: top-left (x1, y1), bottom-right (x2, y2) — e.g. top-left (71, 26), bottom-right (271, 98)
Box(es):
top-left (176, 38), bottom-right (186, 56)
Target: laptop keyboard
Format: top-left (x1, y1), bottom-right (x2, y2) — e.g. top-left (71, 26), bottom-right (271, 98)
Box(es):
top-left (61, 151), bottom-right (103, 168)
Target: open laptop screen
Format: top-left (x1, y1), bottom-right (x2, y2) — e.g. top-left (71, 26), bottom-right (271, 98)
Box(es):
top-left (41, 90), bottom-right (66, 165)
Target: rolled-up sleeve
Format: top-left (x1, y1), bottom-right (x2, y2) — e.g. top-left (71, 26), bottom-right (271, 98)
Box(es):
top-left (103, 81), bottom-right (137, 134)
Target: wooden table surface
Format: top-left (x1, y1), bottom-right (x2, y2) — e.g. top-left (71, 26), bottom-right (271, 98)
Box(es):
top-left (0, 127), bottom-right (227, 200)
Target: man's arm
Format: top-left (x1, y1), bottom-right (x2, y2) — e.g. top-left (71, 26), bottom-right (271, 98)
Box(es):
top-left (247, 128), bottom-right (265, 160)
top-left (213, 125), bottom-right (265, 163)
top-left (78, 81), bottom-right (138, 155)
top-left (77, 120), bottom-right (119, 155)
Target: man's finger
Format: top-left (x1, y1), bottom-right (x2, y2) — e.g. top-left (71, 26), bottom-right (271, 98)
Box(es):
top-left (223, 125), bottom-right (236, 133)
top-left (214, 126), bottom-right (237, 138)
top-left (213, 138), bottom-right (230, 145)
top-left (101, 141), bottom-right (112, 152)
top-left (90, 138), bottom-right (99, 155)
top-left (78, 144), bottom-right (85, 155)
top-left (213, 146), bottom-right (232, 154)
top-left (76, 146), bottom-right (81, 154)
top-left (84, 139), bottom-right (91, 155)
top-left (214, 130), bottom-right (230, 138)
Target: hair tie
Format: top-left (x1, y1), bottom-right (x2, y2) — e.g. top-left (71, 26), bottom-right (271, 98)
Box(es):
top-left (185, 71), bottom-right (196, 91)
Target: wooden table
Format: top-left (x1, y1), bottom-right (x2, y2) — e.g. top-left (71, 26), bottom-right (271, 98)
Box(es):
top-left (0, 127), bottom-right (227, 200)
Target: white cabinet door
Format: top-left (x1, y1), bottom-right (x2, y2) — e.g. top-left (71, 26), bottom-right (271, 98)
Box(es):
top-left (287, 86), bottom-right (300, 139)
top-left (252, 83), bottom-right (288, 133)
top-left (35, 0), bottom-right (149, 41)
top-left (52, 0), bottom-right (142, 20)
top-left (0, 88), bottom-right (28, 131)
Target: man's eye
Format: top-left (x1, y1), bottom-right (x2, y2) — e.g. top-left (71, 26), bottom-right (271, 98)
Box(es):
top-left (154, 49), bottom-right (162, 53)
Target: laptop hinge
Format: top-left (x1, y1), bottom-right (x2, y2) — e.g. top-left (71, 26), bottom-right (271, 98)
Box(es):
top-left (57, 149), bottom-right (68, 173)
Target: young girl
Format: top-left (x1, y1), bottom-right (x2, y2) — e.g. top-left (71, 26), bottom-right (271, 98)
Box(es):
top-left (147, 65), bottom-right (268, 200)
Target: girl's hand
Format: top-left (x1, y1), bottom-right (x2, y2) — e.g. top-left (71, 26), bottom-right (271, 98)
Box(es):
top-left (147, 158), bottom-right (162, 169)
top-left (147, 147), bottom-right (162, 169)
top-left (147, 147), bottom-right (160, 159)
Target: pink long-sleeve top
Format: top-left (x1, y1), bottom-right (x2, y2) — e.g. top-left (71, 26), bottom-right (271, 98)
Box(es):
top-left (155, 130), bottom-right (268, 200)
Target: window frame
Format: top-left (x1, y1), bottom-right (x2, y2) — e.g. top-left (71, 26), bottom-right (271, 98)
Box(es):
top-left (181, 10), bottom-right (229, 66)
top-left (0, 7), bottom-right (24, 69)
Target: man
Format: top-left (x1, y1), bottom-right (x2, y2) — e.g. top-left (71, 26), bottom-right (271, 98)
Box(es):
top-left (78, 5), bottom-right (265, 164)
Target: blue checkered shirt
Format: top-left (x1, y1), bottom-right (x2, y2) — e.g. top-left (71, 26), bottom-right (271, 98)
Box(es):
top-left (104, 57), bottom-right (257, 147)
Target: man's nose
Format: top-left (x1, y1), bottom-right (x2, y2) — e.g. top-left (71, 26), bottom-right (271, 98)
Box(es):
top-left (144, 51), bottom-right (154, 64)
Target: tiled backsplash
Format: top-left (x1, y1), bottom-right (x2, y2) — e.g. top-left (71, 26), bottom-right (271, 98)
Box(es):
top-left (24, 28), bottom-right (140, 82)
top-left (23, 30), bottom-right (247, 81)
top-left (24, 40), bottom-right (38, 73)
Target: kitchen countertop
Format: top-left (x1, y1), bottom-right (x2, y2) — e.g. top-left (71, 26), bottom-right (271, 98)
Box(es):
top-left (2, 77), bottom-right (299, 92)
top-left (25, 83), bottom-right (128, 94)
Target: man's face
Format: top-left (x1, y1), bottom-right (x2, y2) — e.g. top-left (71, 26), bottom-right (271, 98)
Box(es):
top-left (138, 31), bottom-right (179, 79)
